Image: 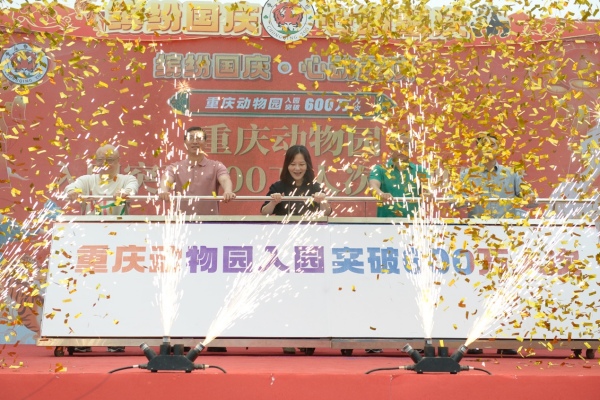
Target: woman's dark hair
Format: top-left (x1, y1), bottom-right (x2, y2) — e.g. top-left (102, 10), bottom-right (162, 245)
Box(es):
top-left (280, 145), bottom-right (315, 185)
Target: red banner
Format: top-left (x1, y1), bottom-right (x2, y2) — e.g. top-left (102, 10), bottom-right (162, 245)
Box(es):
top-left (0, 1), bottom-right (598, 219)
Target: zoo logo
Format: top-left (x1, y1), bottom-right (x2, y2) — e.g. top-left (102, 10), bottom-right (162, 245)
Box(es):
top-left (262, 0), bottom-right (316, 42)
top-left (1, 43), bottom-right (49, 85)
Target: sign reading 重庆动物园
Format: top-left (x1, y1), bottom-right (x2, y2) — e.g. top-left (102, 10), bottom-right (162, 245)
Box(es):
top-left (41, 219), bottom-right (600, 340)
top-left (168, 90), bottom-right (395, 118)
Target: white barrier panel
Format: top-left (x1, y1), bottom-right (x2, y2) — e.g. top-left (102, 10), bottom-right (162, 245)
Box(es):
top-left (41, 218), bottom-right (600, 341)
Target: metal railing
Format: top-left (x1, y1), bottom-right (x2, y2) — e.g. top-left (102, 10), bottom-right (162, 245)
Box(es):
top-left (66, 195), bottom-right (599, 203)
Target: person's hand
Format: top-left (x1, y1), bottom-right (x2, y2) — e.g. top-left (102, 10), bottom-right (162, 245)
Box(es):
top-left (222, 191), bottom-right (236, 203)
top-left (379, 192), bottom-right (393, 202)
top-left (270, 193), bottom-right (283, 203)
top-left (66, 190), bottom-right (80, 201)
top-left (522, 193), bottom-right (539, 208)
top-left (313, 192), bottom-right (327, 203)
top-left (114, 190), bottom-right (131, 200)
top-left (158, 191), bottom-right (170, 202)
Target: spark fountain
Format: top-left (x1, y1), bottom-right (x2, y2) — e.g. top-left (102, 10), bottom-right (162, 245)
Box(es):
top-left (180, 211), bottom-right (325, 369)
top-left (364, 145), bottom-right (478, 373)
top-left (457, 117), bottom-right (600, 356)
top-left (462, 202), bottom-right (599, 355)
top-left (131, 199), bottom-right (226, 373)
top-left (156, 201), bottom-right (187, 336)
top-left (196, 210), bottom-right (322, 350)
top-left (365, 198), bottom-right (478, 374)
top-left (403, 198), bottom-right (447, 344)
top-left (124, 200), bottom-right (325, 373)
top-left (1, 201), bottom-right (59, 342)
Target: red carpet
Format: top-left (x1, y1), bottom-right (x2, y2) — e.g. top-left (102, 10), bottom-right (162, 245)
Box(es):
top-left (2, 345), bottom-right (599, 400)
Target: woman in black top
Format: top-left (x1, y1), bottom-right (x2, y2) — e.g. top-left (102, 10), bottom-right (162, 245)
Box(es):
top-left (261, 145), bottom-right (332, 216)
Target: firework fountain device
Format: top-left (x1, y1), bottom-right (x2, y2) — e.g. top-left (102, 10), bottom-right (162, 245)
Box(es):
top-left (108, 338), bottom-right (227, 374)
top-left (365, 339), bottom-right (484, 374)
top-left (135, 339), bottom-right (226, 373)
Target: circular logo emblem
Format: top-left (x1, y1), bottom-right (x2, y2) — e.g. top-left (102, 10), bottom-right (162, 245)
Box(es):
top-left (1, 43), bottom-right (49, 85)
top-left (262, 0), bottom-right (316, 42)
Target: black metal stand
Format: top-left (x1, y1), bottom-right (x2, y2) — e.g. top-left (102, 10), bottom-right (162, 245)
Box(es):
top-left (365, 343), bottom-right (475, 374)
top-left (404, 344), bottom-right (467, 374)
top-left (138, 342), bottom-right (226, 373)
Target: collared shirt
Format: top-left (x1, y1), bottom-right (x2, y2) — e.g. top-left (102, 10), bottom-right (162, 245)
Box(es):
top-left (369, 161), bottom-right (428, 218)
top-left (164, 158), bottom-right (229, 215)
top-left (459, 162), bottom-right (529, 218)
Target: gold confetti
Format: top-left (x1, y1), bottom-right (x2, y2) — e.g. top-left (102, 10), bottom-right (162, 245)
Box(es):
top-left (55, 363), bottom-right (67, 373)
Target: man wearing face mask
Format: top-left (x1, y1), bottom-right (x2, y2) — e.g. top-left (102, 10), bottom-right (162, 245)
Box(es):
top-left (369, 134), bottom-right (429, 218)
top-left (65, 144), bottom-right (139, 216)
top-left (158, 126), bottom-right (235, 216)
top-left (459, 133), bottom-right (535, 219)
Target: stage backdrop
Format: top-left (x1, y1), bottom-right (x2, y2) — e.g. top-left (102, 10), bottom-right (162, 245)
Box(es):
top-left (1, 1), bottom-right (599, 344)
top-left (0, 0), bottom-right (598, 221)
